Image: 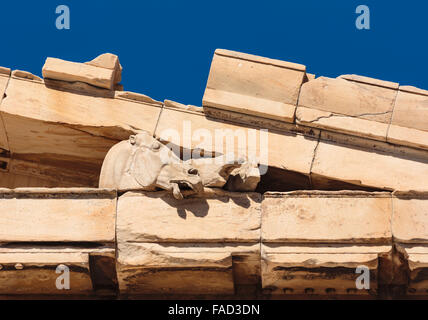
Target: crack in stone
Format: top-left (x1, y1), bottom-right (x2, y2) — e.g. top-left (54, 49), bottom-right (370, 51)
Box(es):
top-left (300, 111), bottom-right (393, 124)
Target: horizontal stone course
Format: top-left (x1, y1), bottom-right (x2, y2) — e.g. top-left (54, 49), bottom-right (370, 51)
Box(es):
top-left (0, 188), bottom-right (424, 297)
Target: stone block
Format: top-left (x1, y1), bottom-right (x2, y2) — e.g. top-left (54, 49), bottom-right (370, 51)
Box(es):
top-left (388, 86), bottom-right (428, 150)
top-left (116, 190), bottom-right (262, 295)
top-left (0, 189), bottom-right (116, 243)
top-left (203, 49), bottom-right (306, 123)
top-left (297, 75), bottom-right (399, 141)
top-left (396, 245), bottom-right (428, 295)
top-left (0, 78), bottom-right (162, 183)
top-left (311, 139), bottom-right (428, 191)
top-left (262, 191), bottom-right (392, 244)
top-left (392, 192), bottom-right (428, 244)
top-left (261, 245), bottom-right (386, 296)
top-left (155, 106), bottom-right (319, 189)
top-left (0, 248), bottom-right (116, 295)
top-left (0, 75), bottom-right (9, 151)
top-left (43, 57), bottom-right (116, 90)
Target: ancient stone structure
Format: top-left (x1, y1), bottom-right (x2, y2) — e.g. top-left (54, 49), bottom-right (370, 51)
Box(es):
top-left (0, 50), bottom-right (427, 299)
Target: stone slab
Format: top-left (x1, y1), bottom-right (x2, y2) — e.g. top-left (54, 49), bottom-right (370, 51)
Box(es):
top-left (117, 190), bottom-right (261, 243)
top-left (297, 75), bottom-right (398, 141)
top-left (262, 192), bottom-right (392, 244)
top-left (43, 57), bottom-right (116, 90)
top-left (203, 49), bottom-right (306, 123)
top-left (311, 139), bottom-right (428, 191)
top-left (0, 75), bottom-right (9, 150)
top-left (388, 86), bottom-right (428, 150)
top-left (0, 189), bottom-right (116, 243)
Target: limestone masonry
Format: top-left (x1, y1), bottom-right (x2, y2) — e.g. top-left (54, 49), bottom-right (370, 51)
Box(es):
top-left (0, 50), bottom-right (427, 299)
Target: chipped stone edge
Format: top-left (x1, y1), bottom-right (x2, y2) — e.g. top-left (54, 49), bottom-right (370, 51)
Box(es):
top-left (215, 49), bottom-right (306, 72)
top-left (0, 67), bottom-right (11, 77)
top-left (0, 188), bottom-right (117, 197)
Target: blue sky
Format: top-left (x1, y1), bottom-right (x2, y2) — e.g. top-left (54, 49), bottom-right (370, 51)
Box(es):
top-left (1, 0), bottom-right (427, 106)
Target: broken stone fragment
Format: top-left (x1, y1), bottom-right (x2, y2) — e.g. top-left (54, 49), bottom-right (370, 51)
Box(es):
top-left (11, 70), bottom-right (42, 82)
top-left (42, 53), bottom-right (122, 90)
top-left (85, 53), bottom-right (123, 84)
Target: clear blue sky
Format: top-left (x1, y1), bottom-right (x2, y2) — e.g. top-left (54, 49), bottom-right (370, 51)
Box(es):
top-left (1, 0), bottom-right (426, 106)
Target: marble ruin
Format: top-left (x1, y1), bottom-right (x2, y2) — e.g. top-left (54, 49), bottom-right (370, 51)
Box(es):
top-left (0, 49), bottom-right (426, 299)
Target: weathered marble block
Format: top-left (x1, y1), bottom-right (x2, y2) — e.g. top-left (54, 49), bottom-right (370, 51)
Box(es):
top-left (0, 76), bottom-right (162, 186)
top-left (155, 105), bottom-right (319, 190)
top-left (393, 192), bottom-right (428, 295)
top-left (203, 49), bottom-right (306, 124)
top-left (261, 192), bottom-right (393, 296)
top-left (116, 189), bottom-right (262, 295)
top-left (297, 75), bottom-right (399, 142)
top-left (388, 86), bottom-right (428, 150)
top-left (0, 189), bottom-right (117, 296)
top-left (0, 73), bottom-right (9, 151)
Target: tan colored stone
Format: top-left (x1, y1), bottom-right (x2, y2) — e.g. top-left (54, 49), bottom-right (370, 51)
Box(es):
top-left (262, 192), bottom-right (392, 243)
top-left (0, 189), bottom-right (116, 243)
top-left (0, 67), bottom-right (11, 76)
top-left (0, 252), bottom-right (93, 295)
top-left (117, 242), bottom-right (235, 295)
top-left (306, 73), bottom-right (316, 81)
top-left (262, 250), bottom-right (379, 295)
top-left (1, 78), bottom-right (162, 166)
top-left (296, 106), bottom-right (390, 141)
top-left (261, 241), bottom-right (392, 295)
top-left (11, 70), bottom-right (42, 82)
top-left (7, 156), bottom-right (100, 188)
top-left (85, 53), bottom-right (122, 83)
top-left (0, 75), bottom-right (10, 151)
top-left (297, 75), bottom-right (398, 141)
top-left (116, 191), bottom-right (261, 294)
top-left (203, 49), bottom-right (306, 123)
top-left (387, 125), bottom-right (428, 151)
top-left (115, 91), bottom-right (162, 106)
top-left (311, 139), bottom-right (428, 191)
top-left (387, 86), bottom-right (428, 150)
top-left (396, 245), bottom-right (428, 295)
top-left (42, 57), bottom-right (116, 90)
top-left (155, 106), bottom-right (319, 181)
top-left (164, 99), bottom-right (204, 114)
top-left (99, 132), bottom-right (204, 199)
top-left (117, 190), bottom-right (261, 243)
top-left (392, 192), bottom-right (428, 243)
top-left (0, 171), bottom-right (58, 189)
top-left (0, 247), bottom-right (115, 295)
